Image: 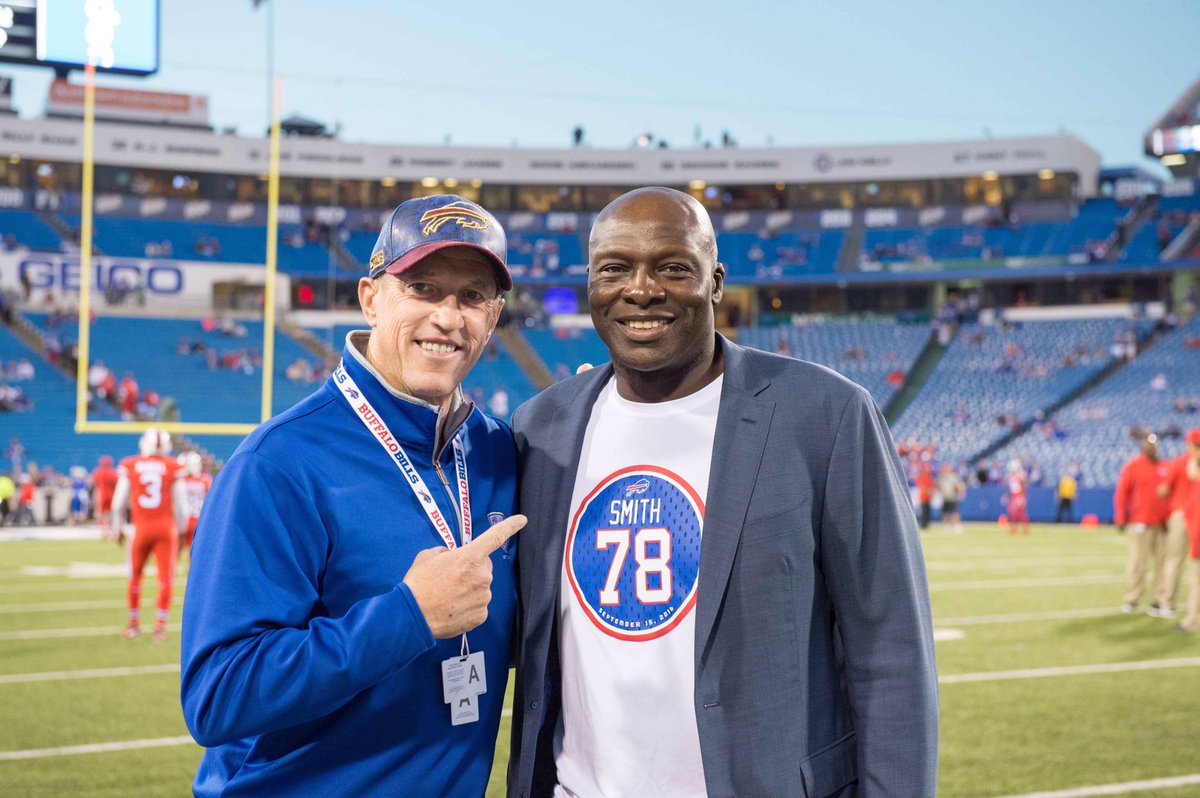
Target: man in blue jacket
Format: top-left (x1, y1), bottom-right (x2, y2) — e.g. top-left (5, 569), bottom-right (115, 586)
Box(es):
top-left (181, 195), bottom-right (525, 797)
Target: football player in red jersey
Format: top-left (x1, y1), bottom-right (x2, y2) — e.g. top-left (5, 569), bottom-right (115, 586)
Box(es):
top-left (111, 428), bottom-right (186, 642)
top-left (1003, 459), bottom-right (1031, 536)
top-left (92, 455), bottom-right (119, 540)
top-left (177, 451), bottom-right (211, 567)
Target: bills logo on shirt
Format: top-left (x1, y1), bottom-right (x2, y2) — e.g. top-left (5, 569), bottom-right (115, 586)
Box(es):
top-left (488, 511), bottom-right (514, 557)
top-left (625, 478), bottom-right (650, 496)
top-left (566, 466), bottom-right (702, 642)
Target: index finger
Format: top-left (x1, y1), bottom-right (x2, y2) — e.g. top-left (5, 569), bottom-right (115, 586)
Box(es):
top-left (464, 514), bottom-right (527, 557)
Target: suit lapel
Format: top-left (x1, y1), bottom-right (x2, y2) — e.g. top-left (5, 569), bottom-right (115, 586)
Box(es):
top-left (529, 365), bottom-right (614, 634)
top-left (695, 339), bottom-right (774, 664)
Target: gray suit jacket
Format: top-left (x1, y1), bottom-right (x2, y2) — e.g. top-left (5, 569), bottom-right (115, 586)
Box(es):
top-left (508, 336), bottom-right (938, 798)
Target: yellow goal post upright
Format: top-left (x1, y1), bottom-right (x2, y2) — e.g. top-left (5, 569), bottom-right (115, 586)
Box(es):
top-left (73, 69), bottom-right (284, 438)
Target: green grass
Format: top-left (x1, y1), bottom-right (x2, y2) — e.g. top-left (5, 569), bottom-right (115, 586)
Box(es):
top-left (1, 525), bottom-right (1197, 797)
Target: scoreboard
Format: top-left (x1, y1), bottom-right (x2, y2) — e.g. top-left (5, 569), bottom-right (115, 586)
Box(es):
top-left (0, 0), bottom-right (158, 75)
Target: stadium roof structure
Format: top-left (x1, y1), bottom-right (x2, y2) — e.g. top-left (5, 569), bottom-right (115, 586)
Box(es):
top-left (0, 114), bottom-right (1103, 196)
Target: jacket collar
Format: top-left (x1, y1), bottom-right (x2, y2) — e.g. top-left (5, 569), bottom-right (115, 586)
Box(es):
top-left (334, 331), bottom-right (474, 456)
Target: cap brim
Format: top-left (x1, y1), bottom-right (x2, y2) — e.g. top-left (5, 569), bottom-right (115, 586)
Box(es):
top-left (377, 241), bottom-right (512, 292)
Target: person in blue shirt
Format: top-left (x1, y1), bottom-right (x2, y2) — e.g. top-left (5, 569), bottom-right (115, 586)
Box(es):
top-left (181, 195), bottom-right (525, 797)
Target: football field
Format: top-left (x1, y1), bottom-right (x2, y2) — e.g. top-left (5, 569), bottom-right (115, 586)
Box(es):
top-left (0, 524), bottom-right (1197, 797)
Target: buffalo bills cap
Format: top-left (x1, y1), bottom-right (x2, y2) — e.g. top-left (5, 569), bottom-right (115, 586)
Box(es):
top-left (368, 194), bottom-right (511, 291)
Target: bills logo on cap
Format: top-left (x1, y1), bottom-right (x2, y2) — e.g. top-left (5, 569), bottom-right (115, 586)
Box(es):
top-left (566, 466), bottom-right (702, 642)
top-left (420, 201), bottom-right (490, 236)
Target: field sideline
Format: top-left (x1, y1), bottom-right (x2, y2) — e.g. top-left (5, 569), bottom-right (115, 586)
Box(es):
top-left (0, 523), bottom-right (1196, 797)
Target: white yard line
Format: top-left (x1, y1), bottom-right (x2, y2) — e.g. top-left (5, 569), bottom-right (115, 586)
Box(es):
top-left (994, 772), bottom-right (1200, 797)
top-left (936, 607), bottom-right (1121, 625)
top-left (941, 657), bottom-right (1200, 684)
top-left (0, 600), bottom-right (125, 614)
top-left (0, 664), bottom-right (179, 685)
top-left (0, 736), bottom-right (196, 761)
top-left (0, 580), bottom-right (127, 594)
top-left (0, 623), bottom-right (181, 641)
top-left (929, 574), bottom-right (1117, 591)
top-left (925, 554), bottom-right (1121, 571)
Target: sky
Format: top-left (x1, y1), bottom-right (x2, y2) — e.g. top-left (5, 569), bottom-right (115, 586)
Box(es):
top-left (4, 0), bottom-right (1198, 170)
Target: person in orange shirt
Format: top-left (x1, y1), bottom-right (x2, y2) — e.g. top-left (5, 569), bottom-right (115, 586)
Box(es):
top-left (177, 451), bottom-right (211, 566)
top-left (1159, 429), bottom-right (1200, 618)
top-left (111, 428), bottom-right (186, 641)
top-left (91, 455), bottom-right (119, 541)
top-left (1114, 434), bottom-right (1173, 615)
top-left (915, 464), bottom-right (934, 530)
top-left (1172, 433), bottom-right (1200, 633)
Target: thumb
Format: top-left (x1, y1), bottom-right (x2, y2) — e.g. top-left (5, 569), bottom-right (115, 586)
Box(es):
top-left (464, 514), bottom-right (526, 557)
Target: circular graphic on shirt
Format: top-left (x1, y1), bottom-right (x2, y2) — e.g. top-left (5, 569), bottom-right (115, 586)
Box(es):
top-left (565, 465), bottom-right (703, 641)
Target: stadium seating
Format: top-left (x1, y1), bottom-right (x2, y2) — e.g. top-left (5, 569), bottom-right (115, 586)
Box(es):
top-left (22, 313), bottom-right (321, 461)
top-left (737, 318), bottom-right (930, 408)
top-left (890, 317), bottom-right (1154, 473)
top-left (60, 215), bottom-right (341, 276)
top-left (860, 198), bottom-right (1125, 265)
top-left (0, 322), bottom-right (137, 474)
top-left (523, 328), bottom-right (612, 381)
top-left (0, 210), bottom-right (67, 252)
top-left (990, 316), bottom-right (1200, 487)
top-left (717, 230), bottom-right (845, 279)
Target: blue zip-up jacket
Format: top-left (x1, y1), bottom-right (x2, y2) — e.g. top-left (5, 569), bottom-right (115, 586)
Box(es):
top-left (181, 335), bottom-right (518, 797)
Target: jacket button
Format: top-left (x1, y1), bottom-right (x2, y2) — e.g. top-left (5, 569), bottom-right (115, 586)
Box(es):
top-left (529, 700), bottom-right (539, 710)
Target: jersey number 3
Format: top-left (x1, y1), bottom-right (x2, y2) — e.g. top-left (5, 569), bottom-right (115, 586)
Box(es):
top-left (137, 470), bottom-right (163, 509)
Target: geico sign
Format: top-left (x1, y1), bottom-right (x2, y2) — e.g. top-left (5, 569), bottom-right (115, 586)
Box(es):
top-left (18, 258), bottom-right (184, 295)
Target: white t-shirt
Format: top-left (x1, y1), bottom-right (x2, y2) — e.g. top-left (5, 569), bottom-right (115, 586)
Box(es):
top-left (554, 375), bottom-right (722, 798)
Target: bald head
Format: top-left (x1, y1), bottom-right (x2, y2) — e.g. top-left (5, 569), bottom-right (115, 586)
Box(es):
top-left (590, 187), bottom-right (718, 265)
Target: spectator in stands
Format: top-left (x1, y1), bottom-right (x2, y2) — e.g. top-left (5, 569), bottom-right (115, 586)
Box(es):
top-left (1150, 372), bottom-right (1168, 392)
top-left (6, 437), bottom-right (24, 473)
top-left (138, 389), bottom-right (161, 419)
top-left (285, 358), bottom-right (310, 382)
top-left (487, 386), bottom-right (509, 419)
top-left (0, 383), bottom-right (31, 411)
top-left (119, 372), bottom-right (139, 420)
top-left (176, 337), bottom-right (192, 355)
top-left (1114, 435), bottom-right (1173, 615)
top-left (12, 358), bottom-right (33, 381)
top-left (1056, 471), bottom-right (1078, 523)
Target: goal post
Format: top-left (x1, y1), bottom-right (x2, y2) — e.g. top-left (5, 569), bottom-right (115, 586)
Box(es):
top-left (72, 69), bottom-right (284, 438)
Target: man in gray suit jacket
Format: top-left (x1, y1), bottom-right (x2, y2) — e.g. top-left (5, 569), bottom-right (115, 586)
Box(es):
top-left (509, 187), bottom-right (937, 798)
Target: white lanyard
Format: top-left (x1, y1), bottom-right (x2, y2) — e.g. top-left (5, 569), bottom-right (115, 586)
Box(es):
top-left (333, 362), bottom-right (473, 548)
